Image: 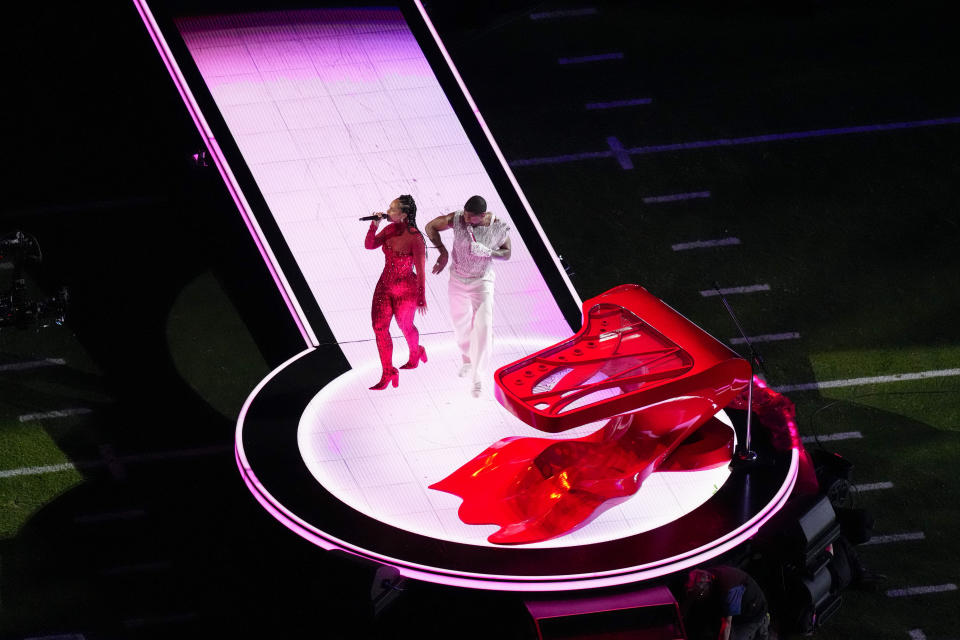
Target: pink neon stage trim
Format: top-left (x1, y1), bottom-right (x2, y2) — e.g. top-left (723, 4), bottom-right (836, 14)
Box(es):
top-left (132, 0), bottom-right (316, 347)
top-left (237, 432), bottom-right (798, 590)
top-left (235, 344), bottom-right (800, 590)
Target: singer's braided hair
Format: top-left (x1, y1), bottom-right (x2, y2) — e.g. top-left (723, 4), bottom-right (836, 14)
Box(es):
top-left (396, 195), bottom-right (425, 255)
top-left (397, 194), bottom-right (418, 233)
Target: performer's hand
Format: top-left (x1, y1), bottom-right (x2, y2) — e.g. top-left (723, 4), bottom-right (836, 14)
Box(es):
top-left (432, 251), bottom-right (448, 274)
top-left (372, 212), bottom-right (385, 224)
top-left (470, 241), bottom-right (492, 258)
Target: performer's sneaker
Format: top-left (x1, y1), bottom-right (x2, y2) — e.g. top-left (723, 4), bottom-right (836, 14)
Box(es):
top-left (471, 381), bottom-right (482, 398)
top-left (458, 362), bottom-right (472, 377)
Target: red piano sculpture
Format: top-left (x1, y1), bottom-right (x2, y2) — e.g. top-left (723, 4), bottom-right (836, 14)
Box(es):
top-left (430, 285), bottom-right (757, 545)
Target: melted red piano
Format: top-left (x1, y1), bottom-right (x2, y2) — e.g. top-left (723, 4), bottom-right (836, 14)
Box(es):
top-left (431, 285), bottom-right (753, 545)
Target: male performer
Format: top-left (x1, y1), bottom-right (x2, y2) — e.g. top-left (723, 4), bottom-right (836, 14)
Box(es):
top-left (425, 195), bottom-right (511, 397)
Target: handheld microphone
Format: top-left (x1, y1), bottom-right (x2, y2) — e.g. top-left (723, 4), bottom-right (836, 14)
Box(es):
top-left (359, 214), bottom-right (383, 221)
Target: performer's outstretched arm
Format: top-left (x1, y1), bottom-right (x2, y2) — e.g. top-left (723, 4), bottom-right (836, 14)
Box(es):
top-left (425, 212), bottom-right (455, 274)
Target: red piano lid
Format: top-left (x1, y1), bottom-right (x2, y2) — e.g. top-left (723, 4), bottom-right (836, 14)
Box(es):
top-left (494, 284), bottom-right (749, 433)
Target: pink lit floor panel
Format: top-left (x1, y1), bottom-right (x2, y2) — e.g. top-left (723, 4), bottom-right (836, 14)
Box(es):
top-left (299, 334), bottom-right (734, 548)
top-left (172, 8), bottom-right (573, 354)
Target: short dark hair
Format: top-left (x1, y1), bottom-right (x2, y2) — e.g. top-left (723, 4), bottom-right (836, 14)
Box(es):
top-left (464, 195), bottom-right (486, 215)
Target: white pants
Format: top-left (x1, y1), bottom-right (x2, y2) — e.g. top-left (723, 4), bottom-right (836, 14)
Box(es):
top-left (448, 274), bottom-right (495, 384)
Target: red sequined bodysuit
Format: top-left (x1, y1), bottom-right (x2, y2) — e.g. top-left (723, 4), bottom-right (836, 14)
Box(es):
top-left (365, 221), bottom-right (426, 374)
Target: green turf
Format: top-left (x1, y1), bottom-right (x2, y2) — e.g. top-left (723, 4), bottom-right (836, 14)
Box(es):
top-left (0, 469), bottom-right (83, 539)
top-left (808, 345), bottom-right (960, 380)
top-left (792, 399), bottom-right (960, 639)
top-left (0, 321), bottom-right (112, 539)
top-left (165, 270), bottom-right (270, 421)
top-left (0, 422), bottom-right (81, 471)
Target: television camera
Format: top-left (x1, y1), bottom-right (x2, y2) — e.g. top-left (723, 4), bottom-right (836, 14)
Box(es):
top-left (0, 231), bottom-right (68, 329)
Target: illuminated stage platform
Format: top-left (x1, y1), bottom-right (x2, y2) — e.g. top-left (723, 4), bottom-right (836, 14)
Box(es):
top-left (236, 334), bottom-right (798, 591)
top-left (136, 0), bottom-right (800, 593)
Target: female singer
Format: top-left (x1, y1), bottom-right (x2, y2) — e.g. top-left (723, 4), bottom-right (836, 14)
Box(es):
top-left (365, 195), bottom-right (428, 390)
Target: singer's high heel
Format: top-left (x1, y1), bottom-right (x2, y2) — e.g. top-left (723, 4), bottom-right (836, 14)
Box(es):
top-left (399, 346), bottom-right (428, 370)
top-left (369, 367), bottom-right (399, 390)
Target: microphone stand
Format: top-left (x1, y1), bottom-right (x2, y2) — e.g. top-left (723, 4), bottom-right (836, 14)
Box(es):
top-left (713, 282), bottom-right (766, 465)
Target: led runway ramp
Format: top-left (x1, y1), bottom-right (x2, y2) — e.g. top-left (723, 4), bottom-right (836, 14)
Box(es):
top-left (135, 1), bottom-right (799, 590)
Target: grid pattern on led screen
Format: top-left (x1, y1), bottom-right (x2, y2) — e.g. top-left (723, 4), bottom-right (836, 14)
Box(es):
top-left (177, 9), bottom-right (732, 547)
top-left (176, 9), bottom-right (568, 354)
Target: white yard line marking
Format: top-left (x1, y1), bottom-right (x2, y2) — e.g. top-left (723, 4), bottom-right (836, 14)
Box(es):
top-left (19, 407), bottom-right (92, 422)
top-left (730, 332), bottom-right (800, 345)
top-left (0, 462), bottom-right (80, 479)
top-left (886, 583), bottom-right (957, 597)
top-left (908, 630), bottom-right (928, 640)
top-left (1, 445), bottom-right (231, 480)
top-left (776, 368), bottom-right (960, 393)
top-left (672, 237), bottom-right (740, 251)
top-left (801, 431), bottom-right (862, 443)
top-left (530, 7), bottom-right (597, 20)
top-left (854, 481), bottom-right (894, 492)
top-left (0, 357), bottom-right (66, 372)
top-left (863, 532), bottom-right (926, 546)
top-left (700, 284), bottom-right (770, 297)
top-left (74, 509), bottom-right (147, 524)
top-left (643, 191), bottom-right (711, 204)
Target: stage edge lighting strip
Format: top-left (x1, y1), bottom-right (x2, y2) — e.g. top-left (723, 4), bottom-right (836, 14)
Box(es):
top-left (235, 352), bottom-right (799, 590)
top-left (132, 0), bottom-right (317, 347)
top-left (412, 0), bottom-right (582, 310)
top-left (233, 346), bottom-right (317, 474)
top-left (238, 440), bottom-right (797, 590)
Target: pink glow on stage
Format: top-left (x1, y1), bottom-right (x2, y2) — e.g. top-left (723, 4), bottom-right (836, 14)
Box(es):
top-left (297, 335), bottom-right (735, 549)
top-left (173, 8), bottom-right (572, 363)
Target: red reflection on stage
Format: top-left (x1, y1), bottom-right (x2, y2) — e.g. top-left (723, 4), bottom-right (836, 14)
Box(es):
top-left (430, 285), bottom-right (752, 544)
top-left (730, 376), bottom-right (819, 495)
